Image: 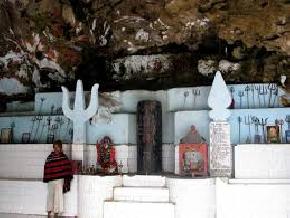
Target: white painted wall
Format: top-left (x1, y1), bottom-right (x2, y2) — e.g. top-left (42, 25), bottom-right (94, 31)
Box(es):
top-left (166, 177), bottom-right (216, 218)
top-left (235, 144), bottom-right (290, 178)
top-left (0, 176), bottom-right (78, 216)
top-left (0, 143), bottom-right (174, 179)
top-left (78, 175), bottom-right (122, 218)
top-left (87, 114), bottom-right (136, 144)
top-left (1, 176), bottom-right (290, 218)
top-left (217, 178), bottom-right (290, 218)
top-left (0, 144), bottom-right (71, 179)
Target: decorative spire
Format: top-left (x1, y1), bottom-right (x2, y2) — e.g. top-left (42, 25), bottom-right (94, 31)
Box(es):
top-left (208, 71), bottom-right (231, 121)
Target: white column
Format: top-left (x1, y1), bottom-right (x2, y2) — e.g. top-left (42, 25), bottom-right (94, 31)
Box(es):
top-left (208, 71), bottom-right (232, 177)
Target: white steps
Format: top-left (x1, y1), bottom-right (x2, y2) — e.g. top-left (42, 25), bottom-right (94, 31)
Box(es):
top-left (104, 201), bottom-right (174, 218)
top-left (104, 175), bottom-right (174, 218)
top-left (122, 175), bottom-right (166, 187)
top-left (114, 186), bottom-right (170, 202)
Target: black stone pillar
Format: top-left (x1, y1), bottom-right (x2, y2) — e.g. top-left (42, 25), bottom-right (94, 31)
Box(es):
top-left (137, 100), bottom-right (162, 174)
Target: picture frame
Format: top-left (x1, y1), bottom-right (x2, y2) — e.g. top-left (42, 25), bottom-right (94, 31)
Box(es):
top-left (21, 133), bottom-right (31, 144)
top-left (179, 144), bottom-right (208, 177)
top-left (1, 128), bottom-right (12, 144)
top-left (266, 125), bottom-right (280, 144)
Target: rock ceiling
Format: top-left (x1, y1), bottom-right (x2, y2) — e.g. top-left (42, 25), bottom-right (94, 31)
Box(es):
top-left (0, 0), bottom-right (290, 99)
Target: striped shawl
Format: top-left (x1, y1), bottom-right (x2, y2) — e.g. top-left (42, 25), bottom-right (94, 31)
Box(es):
top-left (43, 152), bottom-right (73, 188)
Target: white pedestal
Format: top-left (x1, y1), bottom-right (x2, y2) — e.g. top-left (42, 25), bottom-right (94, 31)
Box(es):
top-left (209, 121), bottom-right (232, 177)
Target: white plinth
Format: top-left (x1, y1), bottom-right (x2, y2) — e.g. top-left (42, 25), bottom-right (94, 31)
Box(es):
top-left (78, 175), bottom-right (122, 218)
top-left (209, 121), bottom-right (232, 177)
top-left (114, 186), bottom-right (169, 202)
top-left (235, 144), bottom-right (290, 179)
top-left (104, 201), bottom-right (174, 218)
top-left (217, 178), bottom-right (290, 218)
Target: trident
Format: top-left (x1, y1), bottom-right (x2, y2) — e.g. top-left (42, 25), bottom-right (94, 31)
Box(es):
top-left (259, 118), bottom-right (268, 143)
top-left (61, 80), bottom-right (99, 144)
top-left (245, 85), bottom-right (250, 109)
top-left (238, 91), bottom-right (244, 109)
top-left (244, 115), bottom-right (252, 143)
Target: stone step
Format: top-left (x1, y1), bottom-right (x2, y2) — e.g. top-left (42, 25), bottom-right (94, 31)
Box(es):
top-left (104, 201), bottom-right (174, 218)
top-left (122, 175), bottom-right (166, 187)
top-left (114, 186), bottom-right (169, 202)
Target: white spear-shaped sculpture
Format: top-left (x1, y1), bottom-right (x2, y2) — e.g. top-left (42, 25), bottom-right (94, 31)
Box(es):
top-left (208, 71), bottom-right (232, 177)
top-left (61, 80), bottom-right (99, 145)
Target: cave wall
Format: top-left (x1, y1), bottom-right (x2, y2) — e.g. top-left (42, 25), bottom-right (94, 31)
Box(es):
top-left (0, 0), bottom-right (290, 99)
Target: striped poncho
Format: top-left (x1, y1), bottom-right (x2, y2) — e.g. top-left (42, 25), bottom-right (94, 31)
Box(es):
top-left (43, 152), bottom-right (73, 192)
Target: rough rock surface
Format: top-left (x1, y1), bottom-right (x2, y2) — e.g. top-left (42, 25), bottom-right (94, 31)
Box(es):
top-left (0, 0), bottom-right (290, 99)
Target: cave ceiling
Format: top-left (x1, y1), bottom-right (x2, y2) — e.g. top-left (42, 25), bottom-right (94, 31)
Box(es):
top-left (0, 0), bottom-right (290, 100)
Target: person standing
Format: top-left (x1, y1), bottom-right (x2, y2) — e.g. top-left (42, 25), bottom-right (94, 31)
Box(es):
top-left (43, 140), bottom-right (73, 217)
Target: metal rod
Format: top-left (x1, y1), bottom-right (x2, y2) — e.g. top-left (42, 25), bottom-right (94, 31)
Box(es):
top-left (259, 118), bottom-right (268, 143)
top-left (183, 91), bottom-right (189, 109)
top-left (244, 115), bottom-right (252, 143)
top-left (286, 115), bottom-right (290, 130)
top-left (238, 91), bottom-right (244, 109)
top-left (251, 116), bottom-right (261, 143)
top-left (238, 116), bottom-right (242, 144)
top-left (250, 84), bottom-right (255, 108)
top-left (255, 85), bottom-right (261, 108)
top-left (272, 87), bottom-right (278, 107)
top-left (192, 89), bottom-right (200, 109)
top-left (268, 84), bottom-right (276, 108)
top-left (245, 85), bottom-right (250, 109)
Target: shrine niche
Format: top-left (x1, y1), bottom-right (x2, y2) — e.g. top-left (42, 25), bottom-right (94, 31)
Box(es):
top-left (137, 100), bottom-right (162, 174)
top-left (96, 136), bottom-right (118, 174)
top-left (179, 125), bottom-right (208, 177)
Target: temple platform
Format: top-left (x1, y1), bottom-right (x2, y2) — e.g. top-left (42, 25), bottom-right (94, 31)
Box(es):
top-left (1, 143), bottom-right (290, 217)
top-left (0, 175), bottom-right (290, 218)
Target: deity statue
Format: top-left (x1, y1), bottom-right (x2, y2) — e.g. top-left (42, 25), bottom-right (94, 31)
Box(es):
top-left (96, 136), bottom-right (117, 174)
top-left (180, 125), bottom-right (206, 144)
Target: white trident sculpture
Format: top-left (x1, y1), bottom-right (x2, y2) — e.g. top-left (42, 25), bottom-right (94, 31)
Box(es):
top-left (61, 80), bottom-right (99, 145)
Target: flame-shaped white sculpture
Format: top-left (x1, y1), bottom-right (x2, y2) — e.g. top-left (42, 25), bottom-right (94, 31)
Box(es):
top-left (61, 80), bottom-right (99, 144)
top-left (208, 71), bottom-right (231, 121)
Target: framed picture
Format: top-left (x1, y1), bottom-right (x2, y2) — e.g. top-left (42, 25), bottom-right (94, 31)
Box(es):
top-left (266, 125), bottom-right (280, 144)
top-left (179, 144), bottom-right (208, 177)
top-left (21, 133), bottom-right (31, 144)
top-left (1, 128), bottom-right (12, 144)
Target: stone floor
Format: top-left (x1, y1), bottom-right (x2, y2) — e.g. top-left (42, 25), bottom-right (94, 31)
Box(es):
top-left (0, 214), bottom-right (46, 218)
top-left (0, 214), bottom-right (75, 218)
